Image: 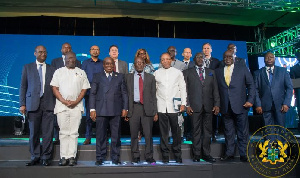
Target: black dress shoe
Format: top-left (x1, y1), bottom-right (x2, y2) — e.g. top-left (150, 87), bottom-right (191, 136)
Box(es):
top-left (69, 157), bottom-right (77, 166)
top-left (131, 157), bottom-right (140, 164)
top-left (42, 159), bottom-right (51, 166)
top-left (146, 158), bottom-right (156, 164)
top-left (193, 155), bottom-right (201, 162)
top-left (220, 155), bottom-right (234, 161)
top-left (53, 139), bottom-right (60, 145)
top-left (58, 157), bottom-right (68, 166)
top-left (162, 156), bottom-right (169, 163)
top-left (25, 158), bottom-right (40, 166)
top-left (95, 160), bottom-right (103, 166)
top-left (240, 156), bottom-right (249, 162)
top-left (175, 157), bottom-right (182, 163)
top-left (83, 139), bottom-right (91, 145)
top-left (202, 155), bottom-right (216, 162)
top-left (112, 160), bottom-right (121, 165)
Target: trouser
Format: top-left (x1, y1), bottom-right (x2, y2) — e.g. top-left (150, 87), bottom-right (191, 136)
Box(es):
top-left (56, 109), bottom-right (82, 159)
top-left (159, 112), bottom-right (181, 159)
top-left (129, 103), bottom-right (154, 160)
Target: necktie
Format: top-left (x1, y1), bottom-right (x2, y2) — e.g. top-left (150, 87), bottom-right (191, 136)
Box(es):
top-left (205, 59), bottom-right (210, 68)
top-left (113, 65), bottom-right (116, 72)
top-left (225, 65), bottom-right (231, 86)
top-left (38, 64), bottom-right (43, 97)
top-left (138, 73), bottom-right (143, 104)
top-left (268, 68), bottom-right (273, 85)
top-left (108, 73), bottom-right (112, 82)
top-left (199, 67), bottom-right (204, 84)
top-left (185, 61), bottom-right (188, 66)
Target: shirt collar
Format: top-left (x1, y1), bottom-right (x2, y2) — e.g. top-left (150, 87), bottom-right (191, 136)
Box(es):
top-left (36, 60), bottom-right (45, 65)
top-left (135, 70), bottom-right (144, 76)
top-left (104, 70), bottom-right (112, 76)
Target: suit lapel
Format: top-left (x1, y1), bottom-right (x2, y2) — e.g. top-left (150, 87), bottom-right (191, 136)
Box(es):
top-left (261, 67), bottom-right (270, 86)
top-left (271, 66), bottom-right (278, 87)
top-left (108, 72), bottom-right (118, 89)
top-left (143, 73), bottom-right (147, 92)
top-left (220, 67), bottom-right (227, 87)
top-left (31, 63), bottom-right (40, 83)
top-left (100, 72), bottom-right (110, 93)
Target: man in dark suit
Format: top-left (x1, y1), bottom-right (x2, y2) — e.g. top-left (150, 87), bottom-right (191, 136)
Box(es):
top-left (51, 42), bottom-right (81, 144)
top-left (202, 43), bottom-right (220, 70)
top-left (184, 52), bottom-right (220, 163)
top-left (215, 50), bottom-right (255, 162)
top-left (227, 43), bottom-right (246, 66)
top-left (202, 43), bottom-right (220, 141)
top-left (254, 52), bottom-right (293, 130)
top-left (290, 52), bottom-right (300, 122)
top-left (19, 45), bottom-right (56, 166)
top-left (81, 45), bottom-right (104, 145)
top-left (51, 43), bottom-right (82, 70)
top-left (125, 56), bottom-right (158, 164)
top-left (109, 45), bottom-right (128, 74)
top-left (90, 57), bottom-right (128, 165)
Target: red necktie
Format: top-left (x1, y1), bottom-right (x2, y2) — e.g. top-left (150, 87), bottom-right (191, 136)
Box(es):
top-left (138, 73), bottom-right (143, 104)
top-left (199, 67), bottom-right (204, 84)
top-left (113, 65), bottom-right (116, 72)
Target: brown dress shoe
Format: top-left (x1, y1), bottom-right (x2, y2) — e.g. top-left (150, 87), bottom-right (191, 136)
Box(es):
top-left (83, 138), bottom-right (91, 145)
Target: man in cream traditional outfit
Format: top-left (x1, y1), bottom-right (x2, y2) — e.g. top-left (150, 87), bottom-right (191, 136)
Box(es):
top-left (51, 51), bottom-right (90, 166)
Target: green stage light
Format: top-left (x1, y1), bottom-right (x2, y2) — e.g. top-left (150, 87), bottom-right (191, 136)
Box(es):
top-left (271, 42), bottom-right (276, 47)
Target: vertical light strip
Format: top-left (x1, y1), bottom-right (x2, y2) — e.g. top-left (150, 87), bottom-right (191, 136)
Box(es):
top-left (74, 18), bottom-right (76, 36)
top-left (158, 23), bottom-right (160, 38)
top-left (93, 19), bottom-right (95, 36)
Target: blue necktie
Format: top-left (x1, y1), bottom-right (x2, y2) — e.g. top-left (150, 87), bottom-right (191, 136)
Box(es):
top-left (268, 68), bottom-right (273, 85)
top-left (38, 64), bottom-right (43, 97)
top-left (108, 74), bottom-right (112, 82)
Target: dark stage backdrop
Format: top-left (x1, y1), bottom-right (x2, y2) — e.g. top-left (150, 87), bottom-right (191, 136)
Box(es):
top-left (0, 34), bottom-right (247, 116)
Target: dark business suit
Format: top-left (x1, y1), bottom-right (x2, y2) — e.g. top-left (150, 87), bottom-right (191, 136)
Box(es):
top-left (81, 58), bottom-right (104, 140)
top-left (51, 57), bottom-right (82, 70)
top-left (290, 63), bottom-right (300, 120)
top-left (19, 62), bottom-right (56, 161)
top-left (254, 66), bottom-right (293, 128)
top-left (118, 59), bottom-right (128, 74)
top-left (183, 60), bottom-right (195, 70)
top-left (125, 72), bottom-right (157, 160)
top-left (89, 71), bottom-right (128, 162)
top-left (215, 64), bottom-right (255, 157)
top-left (51, 57), bottom-right (81, 141)
top-left (207, 57), bottom-right (220, 70)
top-left (184, 67), bottom-right (220, 157)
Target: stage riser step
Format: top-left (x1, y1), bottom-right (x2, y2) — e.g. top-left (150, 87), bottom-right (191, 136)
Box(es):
top-left (0, 143), bottom-right (242, 161)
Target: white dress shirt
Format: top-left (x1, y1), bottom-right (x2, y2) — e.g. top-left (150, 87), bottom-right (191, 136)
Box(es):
top-left (265, 66), bottom-right (274, 80)
top-left (114, 59), bottom-right (119, 73)
top-left (153, 67), bottom-right (187, 113)
top-left (50, 67), bottom-right (90, 114)
top-left (36, 60), bottom-right (46, 94)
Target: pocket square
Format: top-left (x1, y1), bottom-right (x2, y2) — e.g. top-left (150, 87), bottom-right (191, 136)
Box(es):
top-left (208, 72), bottom-right (213, 76)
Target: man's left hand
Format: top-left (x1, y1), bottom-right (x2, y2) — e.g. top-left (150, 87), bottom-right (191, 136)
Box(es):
top-left (179, 105), bottom-right (185, 113)
top-left (121, 110), bottom-right (128, 117)
top-left (153, 114), bottom-right (158, 122)
top-left (281, 105), bottom-right (289, 113)
top-left (243, 102), bottom-right (253, 108)
top-left (212, 106), bottom-right (220, 115)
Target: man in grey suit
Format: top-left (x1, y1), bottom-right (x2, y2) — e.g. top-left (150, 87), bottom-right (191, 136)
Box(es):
top-left (254, 52), bottom-right (293, 132)
top-left (184, 52), bottom-right (220, 163)
top-left (168, 46), bottom-right (186, 71)
top-left (90, 57), bottom-right (128, 165)
top-left (19, 45), bottom-right (56, 166)
top-left (109, 45), bottom-right (128, 74)
top-left (125, 56), bottom-right (158, 164)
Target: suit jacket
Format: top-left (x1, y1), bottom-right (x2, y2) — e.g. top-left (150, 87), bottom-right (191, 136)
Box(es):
top-left (118, 60), bottom-right (128, 74)
top-left (290, 63), bottom-right (300, 79)
top-left (19, 62), bottom-right (56, 111)
top-left (183, 61), bottom-right (195, 70)
top-left (254, 66), bottom-right (293, 111)
top-left (208, 57), bottom-right (220, 70)
top-left (89, 71), bottom-right (128, 116)
top-left (125, 72), bottom-right (157, 117)
top-left (51, 57), bottom-right (82, 70)
top-left (215, 64), bottom-right (255, 114)
top-left (172, 59), bottom-right (186, 71)
top-left (184, 67), bottom-right (220, 113)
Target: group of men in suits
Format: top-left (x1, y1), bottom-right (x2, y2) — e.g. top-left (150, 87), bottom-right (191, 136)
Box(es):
top-left (19, 42), bottom-right (295, 166)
